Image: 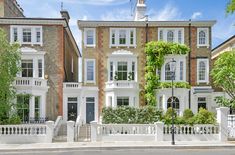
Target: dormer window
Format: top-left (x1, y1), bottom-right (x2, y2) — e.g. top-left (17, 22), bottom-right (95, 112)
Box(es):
top-left (197, 28), bottom-right (209, 47)
top-left (10, 26), bottom-right (43, 45)
top-left (110, 28), bottom-right (136, 47)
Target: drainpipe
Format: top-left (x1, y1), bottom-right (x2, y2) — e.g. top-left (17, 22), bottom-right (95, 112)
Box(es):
top-left (188, 19), bottom-right (192, 109)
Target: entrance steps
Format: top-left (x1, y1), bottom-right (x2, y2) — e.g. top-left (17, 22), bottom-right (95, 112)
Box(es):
top-left (53, 123), bottom-right (67, 142)
top-left (77, 124), bottom-right (91, 142)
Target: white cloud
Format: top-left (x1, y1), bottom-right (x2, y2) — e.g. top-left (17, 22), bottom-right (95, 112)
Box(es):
top-left (101, 9), bottom-right (132, 21)
top-left (65, 0), bottom-right (129, 5)
top-left (148, 3), bottom-right (182, 21)
top-left (191, 12), bottom-right (202, 20)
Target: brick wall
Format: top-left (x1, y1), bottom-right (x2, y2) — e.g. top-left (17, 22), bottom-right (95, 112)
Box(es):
top-left (0, 0), bottom-right (24, 17)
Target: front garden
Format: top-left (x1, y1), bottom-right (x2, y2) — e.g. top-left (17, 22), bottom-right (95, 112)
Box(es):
top-left (102, 106), bottom-right (216, 125)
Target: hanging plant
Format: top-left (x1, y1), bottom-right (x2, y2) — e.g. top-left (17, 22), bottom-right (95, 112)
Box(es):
top-left (144, 41), bottom-right (189, 106)
top-left (128, 72), bottom-right (133, 81)
top-left (114, 71), bottom-right (118, 81)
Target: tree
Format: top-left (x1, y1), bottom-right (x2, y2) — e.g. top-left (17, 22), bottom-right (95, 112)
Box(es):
top-left (211, 51), bottom-right (235, 108)
top-left (0, 28), bottom-right (21, 124)
top-left (227, 0), bottom-right (235, 14)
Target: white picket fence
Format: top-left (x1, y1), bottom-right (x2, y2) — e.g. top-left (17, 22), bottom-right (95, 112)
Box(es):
top-left (0, 121), bottom-right (54, 144)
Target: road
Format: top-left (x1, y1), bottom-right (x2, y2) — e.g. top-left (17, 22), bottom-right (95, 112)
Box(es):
top-left (1, 148), bottom-right (235, 155)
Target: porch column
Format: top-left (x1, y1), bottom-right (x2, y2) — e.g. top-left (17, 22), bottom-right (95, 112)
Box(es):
top-left (40, 93), bottom-right (46, 118)
top-left (29, 96), bottom-right (35, 119)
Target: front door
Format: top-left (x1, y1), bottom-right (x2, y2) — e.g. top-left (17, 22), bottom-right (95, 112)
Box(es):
top-left (68, 103), bottom-right (77, 121)
top-left (86, 97), bottom-right (95, 124)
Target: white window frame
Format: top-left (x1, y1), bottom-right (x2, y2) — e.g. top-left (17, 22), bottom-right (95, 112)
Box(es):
top-left (84, 28), bottom-right (96, 47)
top-left (197, 58), bottom-right (209, 84)
top-left (161, 55), bottom-right (186, 82)
top-left (197, 28), bottom-right (209, 47)
top-left (158, 28), bottom-right (184, 44)
top-left (10, 26), bottom-right (43, 46)
top-left (84, 59), bottom-right (95, 83)
top-left (109, 28), bottom-right (136, 47)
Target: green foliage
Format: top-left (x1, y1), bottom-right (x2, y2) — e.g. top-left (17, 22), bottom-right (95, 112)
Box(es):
top-left (102, 106), bottom-right (162, 124)
top-left (163, 108), bottom-right (215, 125)
top-left (227, 0), bottom-right (235, 14)
top-left (194, 108), bottom-right (216, 124)
top-left (158, 82), bottom-right (191, 89)
top-left (211, 51), bottom-right (235, 107)
top-left (145, 41), bottom-right (189, 106)
top-left (0, 28), bottom-right (21, 124)
top-left (183, 109), bottom-right (194, 119)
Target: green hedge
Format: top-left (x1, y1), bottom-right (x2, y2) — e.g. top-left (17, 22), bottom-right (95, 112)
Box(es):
top-left (102, 106), bottom-right (216, 125)
top-left (102, 106), bottom-right (162, 124)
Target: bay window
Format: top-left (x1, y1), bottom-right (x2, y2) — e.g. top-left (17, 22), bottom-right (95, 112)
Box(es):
top-left (22, 60), bottom-right (33, 77)
top-left (117, 62), bottom-right (128, 80)
top-left (117, 97), bottom-right (129, 106)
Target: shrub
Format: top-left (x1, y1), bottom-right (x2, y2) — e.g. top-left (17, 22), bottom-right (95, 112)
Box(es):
top-left (183, 109), bottom-right (194, 119)
top-left (102, 106), bottom-right (162, 124)
top-left (7, 115), bottom-right (21, 124)
top-left (194, 108), bottom-right (216, 124)
top-left (163, 107), bottom-right (177, 125)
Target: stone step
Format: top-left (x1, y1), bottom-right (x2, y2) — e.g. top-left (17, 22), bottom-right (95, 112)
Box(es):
top-left (53, 135), bottom-right (67, 142)
top-left (77, 124), bottom-right (91, 142)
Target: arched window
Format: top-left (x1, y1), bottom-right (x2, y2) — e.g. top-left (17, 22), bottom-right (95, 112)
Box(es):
top-left (198, 61), bottom-right (206, 81)
top-left (165, 63), bottom-right (171, 80)
top-left (167, 97), bottom-right (180, 111)
top-left (199, 30), bottom-right (206, 45)
top-left (167, 30), bottom-right (174, 42)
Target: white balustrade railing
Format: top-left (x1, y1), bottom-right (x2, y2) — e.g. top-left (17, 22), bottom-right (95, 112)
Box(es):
top-left (105, 81), bottom-right (139, 89)
top-left (163, 124), bottom-right (219, 135)
top-left (63, 83), bottom-right (82, 89)
top-left (53, 116), bottom-right (63, 137)
top-left (228, 115), bottom-right (235, 139)
top-left (14, 77), bottom-right (47, 87)
top-left (0, 124), bottom-right (47, 135)
top-left (98, 124), bottom-right (156, 136)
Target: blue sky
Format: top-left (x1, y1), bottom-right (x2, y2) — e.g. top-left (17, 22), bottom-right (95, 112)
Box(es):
top-left (17, 0), bottom-right (235, 49)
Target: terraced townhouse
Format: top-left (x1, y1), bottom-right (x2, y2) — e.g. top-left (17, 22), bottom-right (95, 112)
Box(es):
top-left (72, 0), bottom-right (224, 124)
top-left (0, 0), bottom-right (81, 122)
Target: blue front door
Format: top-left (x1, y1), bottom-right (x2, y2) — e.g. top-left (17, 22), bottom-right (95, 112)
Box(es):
top-left (86, 97), bottom-right (95, 124)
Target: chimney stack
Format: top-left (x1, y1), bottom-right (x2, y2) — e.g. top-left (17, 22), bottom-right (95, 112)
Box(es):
top-left (134, 0), bottom-right (146, 21)
top-left (60, 10), bottom-right (70, 23)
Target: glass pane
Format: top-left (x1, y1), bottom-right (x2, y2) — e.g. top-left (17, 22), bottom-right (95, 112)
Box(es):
top-left (86, 97), bottom-right (95, 103)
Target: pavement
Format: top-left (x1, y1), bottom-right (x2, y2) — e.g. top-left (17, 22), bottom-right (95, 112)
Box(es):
top-left (1, 141), bottom-right (235, 152)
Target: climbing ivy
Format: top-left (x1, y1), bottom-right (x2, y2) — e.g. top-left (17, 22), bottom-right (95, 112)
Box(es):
top-left (145, 41), bottom-right (189, 106)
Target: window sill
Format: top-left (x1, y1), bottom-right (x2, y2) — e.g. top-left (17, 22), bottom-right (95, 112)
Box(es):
top-left (197, 45), bottom-right (209, 48)
top-left (110, 45), bottom-right (137, 48)
top-left (85, 45), bottom-right (96, 48)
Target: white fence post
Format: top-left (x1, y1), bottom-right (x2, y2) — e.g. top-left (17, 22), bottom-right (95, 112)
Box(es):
top-left (216, 107), bottom-right (229, 142)
top-left (67, 121), bottom-right (75, 142)
top-left (90, 121), bottom-right (98, 142)
top-left (46, 121), bottom-right (54, 143)
top-left (155, 122), bottom-right (164, 141)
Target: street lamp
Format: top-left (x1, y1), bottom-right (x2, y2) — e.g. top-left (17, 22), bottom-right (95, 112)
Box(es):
top-left (167, 58), bottom-right (176, 145)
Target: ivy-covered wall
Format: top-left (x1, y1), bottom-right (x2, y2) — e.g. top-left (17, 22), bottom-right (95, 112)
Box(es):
top-left (145, 41), bottom-right (189, 106)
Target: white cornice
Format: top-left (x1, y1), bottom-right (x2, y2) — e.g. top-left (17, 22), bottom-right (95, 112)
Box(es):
top-left (0, 18), bottom-right (67, 26)
top-left (77, 20), bottom-right (217, 29)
